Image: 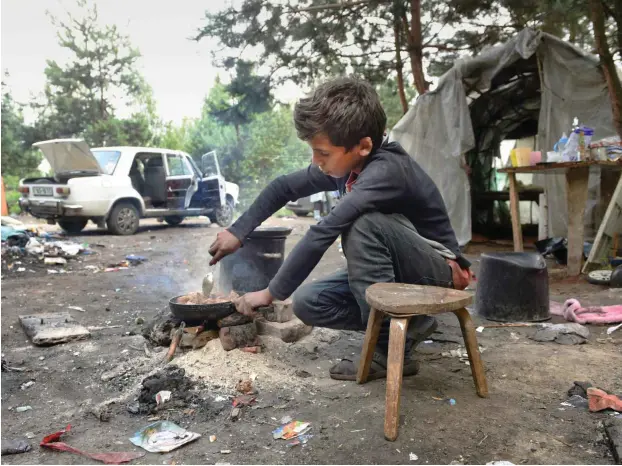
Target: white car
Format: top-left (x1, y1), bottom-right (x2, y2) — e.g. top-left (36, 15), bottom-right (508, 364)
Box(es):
top-left (18, 139), bottom-right (239, 235)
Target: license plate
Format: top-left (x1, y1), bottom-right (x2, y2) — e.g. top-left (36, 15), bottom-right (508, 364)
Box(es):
top-left (32, 186), bottom-right (54, 196)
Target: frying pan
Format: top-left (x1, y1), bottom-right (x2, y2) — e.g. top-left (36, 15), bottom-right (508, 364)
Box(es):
top-left (169, 295), bottom-right (236, 322)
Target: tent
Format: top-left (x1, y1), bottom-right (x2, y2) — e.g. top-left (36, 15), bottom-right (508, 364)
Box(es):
top-left (390, 27), bottom-right (615, 246)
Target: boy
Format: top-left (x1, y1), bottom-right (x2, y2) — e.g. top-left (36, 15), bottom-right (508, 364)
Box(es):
top-left (209, 77), bottom-right (471, 380)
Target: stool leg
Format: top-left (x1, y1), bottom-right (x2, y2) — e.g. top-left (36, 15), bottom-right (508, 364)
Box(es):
top-left (357, 308), bottom-right (383, 384)
top-left (454, 308), bottom-right (488, 398)
top-left (384, 317), bottom-right (409, 441)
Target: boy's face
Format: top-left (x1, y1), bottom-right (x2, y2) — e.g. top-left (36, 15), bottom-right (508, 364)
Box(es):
top-left (309, 133), bottom-right (373, 178)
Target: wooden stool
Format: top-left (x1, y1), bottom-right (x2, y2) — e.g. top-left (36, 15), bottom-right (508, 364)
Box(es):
top-left (357, 283), bottom-right (488, 441)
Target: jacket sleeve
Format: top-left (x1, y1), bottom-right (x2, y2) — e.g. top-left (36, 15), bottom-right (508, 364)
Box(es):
top-left (268, 160), bottom-right (405, 300)
top-left (227, 164), bottom-right (339, 243)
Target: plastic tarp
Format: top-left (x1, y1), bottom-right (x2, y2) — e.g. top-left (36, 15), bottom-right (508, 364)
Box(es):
top-left (390, 28), bottom-right (615, 246)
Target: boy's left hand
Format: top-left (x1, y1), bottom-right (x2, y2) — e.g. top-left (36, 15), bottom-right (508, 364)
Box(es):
top-left (234, 288), bottom-right (274, 317)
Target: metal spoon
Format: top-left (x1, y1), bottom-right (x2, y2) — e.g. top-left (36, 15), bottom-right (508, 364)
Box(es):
top-left (202, 270), bottom-right (215, 296)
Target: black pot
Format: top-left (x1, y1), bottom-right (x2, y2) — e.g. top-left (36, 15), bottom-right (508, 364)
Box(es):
top-left (475, 252), bottom-right (550, 322)
top-left (219, 226), bottom-right (293, 294)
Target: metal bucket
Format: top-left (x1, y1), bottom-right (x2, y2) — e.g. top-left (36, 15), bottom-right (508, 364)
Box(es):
top-left (219, 226), bottom-right (292, 294)
top-left (475, 252), bottom-right (550, 322)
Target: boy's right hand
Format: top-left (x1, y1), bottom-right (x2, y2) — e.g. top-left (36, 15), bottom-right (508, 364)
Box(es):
top-left (208, 230), bottom-right (242, 265)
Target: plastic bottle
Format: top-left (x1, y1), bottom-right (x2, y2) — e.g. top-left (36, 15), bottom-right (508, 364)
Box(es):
top-left (554, 132), bottom-right (568, 153)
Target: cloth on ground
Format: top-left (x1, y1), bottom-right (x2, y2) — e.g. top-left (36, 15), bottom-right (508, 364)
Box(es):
top-left (550, 300), bottom-right (622, 324)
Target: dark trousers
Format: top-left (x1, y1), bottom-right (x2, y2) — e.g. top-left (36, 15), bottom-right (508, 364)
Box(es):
top-left (292, 212), bottom-right (453, 355)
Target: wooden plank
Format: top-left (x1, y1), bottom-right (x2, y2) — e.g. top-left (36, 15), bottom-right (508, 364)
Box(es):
top-left (583, 173), bottom-right (622, 273)
top-left (538, 192), bottom-right (549, 240)
top-left (454, 308), bottom-right (488, 398)
top-left (499, 160), bottom-right (622, 174)
top-left (384, 317), bottom-right (409, 442)
top-left (566, 167), bottom-right (591, 276)
top-left (356, 308), bottom-right (383, 384)
top-left (508, 172), bottom-right (523, 252)
top-left (19, 312), bottom-right (91, 346)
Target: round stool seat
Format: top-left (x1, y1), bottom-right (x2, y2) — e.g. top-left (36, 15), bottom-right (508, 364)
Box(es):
top-left (365, 283), bottom-right (473, 315)
top-left (475, 252), bottom-right (550, 322)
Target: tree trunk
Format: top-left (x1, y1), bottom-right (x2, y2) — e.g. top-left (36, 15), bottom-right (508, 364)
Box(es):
top-left (400, 0), bottom-right (427, 95)
top-left (393, 18), bottom-right (408, 114)
top-left (590, 0), bottom-right (622, 137)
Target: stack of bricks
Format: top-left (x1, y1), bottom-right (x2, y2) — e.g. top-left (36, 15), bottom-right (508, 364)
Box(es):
top-left (255, 299), bottom-right (313, 343)
top-left (217, 299), bottom-right (312, 351)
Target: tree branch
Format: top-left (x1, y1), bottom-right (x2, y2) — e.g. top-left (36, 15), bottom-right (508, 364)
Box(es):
top-left (292, 0), bottom-right (390, 13)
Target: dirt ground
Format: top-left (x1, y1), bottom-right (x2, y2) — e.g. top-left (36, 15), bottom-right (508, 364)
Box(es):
top-left (1, 215), bottom-right (621, 465)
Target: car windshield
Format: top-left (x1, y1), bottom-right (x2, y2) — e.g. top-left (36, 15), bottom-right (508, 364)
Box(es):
top-left (92, 150), bottom-right (121, 175)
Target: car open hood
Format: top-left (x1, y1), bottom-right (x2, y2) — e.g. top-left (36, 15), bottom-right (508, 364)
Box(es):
top-left (33, 139), bottom-right (102, 175)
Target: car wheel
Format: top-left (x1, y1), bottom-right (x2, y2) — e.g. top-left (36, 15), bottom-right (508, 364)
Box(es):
top-left (58, 218), bottom-right (88, 234)
top-left (294, 211), bottom-right (309, 217)
top-left (108, 202), bottom-right (140, 235)
top-left (215, 200), bottom-right (234, 227)
top-left (164, 215), bottom-right (184, 226)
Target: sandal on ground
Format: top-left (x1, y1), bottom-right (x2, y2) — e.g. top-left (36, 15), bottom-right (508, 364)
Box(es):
top-left (329, 352), bottom-right (420, 381)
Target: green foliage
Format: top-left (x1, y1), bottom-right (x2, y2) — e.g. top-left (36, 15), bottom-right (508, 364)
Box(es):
top-left (236, 106), bottom-right (311, 206)
top-left (377, 78), bottom-right (417, 129)
top-left (207, 62), bottom-right (272, 135)
top-left (1, 76), bottom-right (42, 177)
top-left (32, 0), bottom-right (157, 147)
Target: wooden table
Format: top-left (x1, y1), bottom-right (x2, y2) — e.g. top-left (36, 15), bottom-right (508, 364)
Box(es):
top-left (498, 161), bottom-right (622, 276)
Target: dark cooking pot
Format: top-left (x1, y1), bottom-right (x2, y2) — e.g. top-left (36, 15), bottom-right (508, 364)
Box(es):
top-left (219, 226), bottom-right (292, 294)
top-left (168, 295), bottom-right (235, 322)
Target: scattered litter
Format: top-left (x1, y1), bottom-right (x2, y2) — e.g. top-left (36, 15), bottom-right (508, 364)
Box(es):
top-left (423, 340), bottom-right (433, 344)
top-left (486, 462), bottom-right (514, 466)
top-left (42, 424), bottom-right (144, 464)
top-left (232, 395), bottom-right (256, 407)
top-left (155, 391), bottom-right (172, 406)
top-left (20, 381), bottom-right (35, 390)
top-left (126, 254), bottom-right (147, 265)
top-left (68, 306), bottom-right (85, 312)
top-left (607, 323), bottom-right (622, 335)
top-left (230, 407), bottom-right (241, 421)
top-left (287, 434), bottom-right (313, 448)
top-left (560, 395), bottom-right (589, 409)
top-left (17, 267), bottom-right (25, 272)
top-left (272, 421), bottom-right (311, 440)
top-left (220, 450), bottom-right (231, 454)
top-left (409, 452), bottom-right (418, 461)
top-left (16, 406), bottom-right (32, 412)
top-left (1, 439), bottom-right (32, 455)
top-left (531, 323), bottom-right (589, 345)
top-left (236, 379), bottom-right (254, 394)
top-left (24, 432), bottom-right (35, 439)
top-left (588, 387), bottom-right (622, 412)
top-left (476, 326), bottom-right (484, 333)
top-left (209, 435), bottom-right (216, 443)
top-left (213, 395), bottom-right (228, 403)
top-left (448, 398), bottom-right (456, 406)
top-left (44, 257), bottom-right (67, 265)
top-left (280, 415), bottom-right (293, 424)
top-left (130, 421), bottom-right (201, 453)
top-left (25, 238), bottom-right (44, 255)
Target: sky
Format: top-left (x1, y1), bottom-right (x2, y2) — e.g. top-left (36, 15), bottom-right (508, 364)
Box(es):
top-left (1, 0), bottom-right (304, 125)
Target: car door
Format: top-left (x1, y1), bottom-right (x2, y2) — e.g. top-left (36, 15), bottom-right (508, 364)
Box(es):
top-left (164, 153), bottom-right (197, 209)
top-left (200, 151), bottom-right (226, 208)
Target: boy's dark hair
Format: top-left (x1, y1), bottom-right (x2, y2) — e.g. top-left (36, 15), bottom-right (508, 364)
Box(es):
top-left (293, 76), bottom-right (387, 151)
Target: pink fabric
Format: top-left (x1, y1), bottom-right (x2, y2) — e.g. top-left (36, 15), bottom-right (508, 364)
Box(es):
top-left (550, 299), bottom-right (622, 324)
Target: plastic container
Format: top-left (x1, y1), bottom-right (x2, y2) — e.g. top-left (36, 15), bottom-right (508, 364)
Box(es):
top-left (530, 151), bottom-right (542, 165)
top-left (218, 226), bottom-right (293, 294)
top-left (475, 252), bottom-right (550, 322)
top-left (514, 147), bottom-right (531, 166)
top-left (553, 133), bottom-right (568, 153)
